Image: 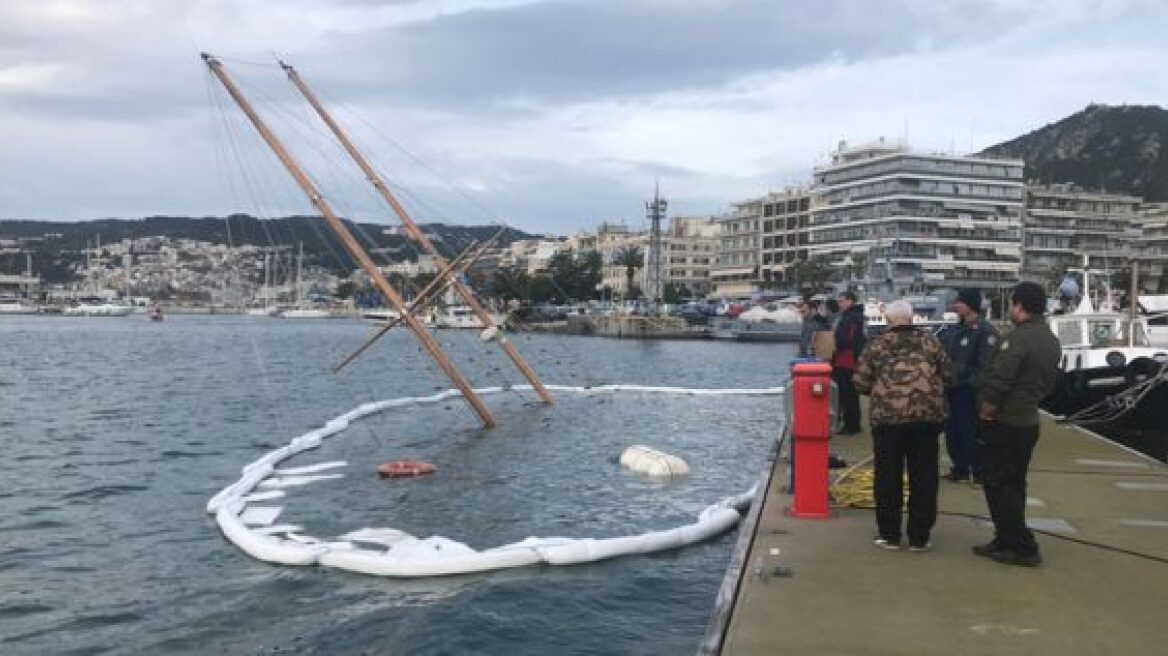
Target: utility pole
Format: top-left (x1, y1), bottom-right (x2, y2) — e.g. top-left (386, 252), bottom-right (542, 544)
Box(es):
top-left (280, 61), bottom-right (553, 406)
top-left (204, 53), bottom-right (496, 428)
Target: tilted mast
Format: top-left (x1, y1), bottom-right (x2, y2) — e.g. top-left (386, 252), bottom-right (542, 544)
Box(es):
top-left (279, 61), bottom-right (554, 406)
top-left (203, 53), bottom-right (496, 428)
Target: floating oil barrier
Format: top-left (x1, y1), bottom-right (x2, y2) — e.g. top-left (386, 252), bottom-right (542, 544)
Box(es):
top-left (207, 384), bottom-right (782, 578)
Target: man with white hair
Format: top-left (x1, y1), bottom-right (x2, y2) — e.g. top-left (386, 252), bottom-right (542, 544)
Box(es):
top-left (854, 300), bottom-right (953, 551)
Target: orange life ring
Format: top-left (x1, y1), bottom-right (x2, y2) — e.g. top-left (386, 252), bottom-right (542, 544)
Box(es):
top-left (377, 460), bottom-right (436, 478)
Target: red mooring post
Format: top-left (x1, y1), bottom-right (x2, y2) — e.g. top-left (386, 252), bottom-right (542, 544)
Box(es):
top-left (789, 362), bottom-right (833, 519)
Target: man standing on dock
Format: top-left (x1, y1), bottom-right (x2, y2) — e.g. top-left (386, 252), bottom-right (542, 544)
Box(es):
top-left (942, 289), bottom-right (998, 483)
top-left (974, 282), bottom-right (1061, 566)
top-left (798, 298), bottom-right (829, 359)
top-left (854, 300), bottom-right (951, 551)
top-left (832, 291), bottom-right (866, 435)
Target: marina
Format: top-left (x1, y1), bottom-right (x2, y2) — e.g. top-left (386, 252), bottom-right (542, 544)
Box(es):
top-left (4, 4), bottom-right (1168, 654)
top-left (713, 402), bottom-right (1168, 655)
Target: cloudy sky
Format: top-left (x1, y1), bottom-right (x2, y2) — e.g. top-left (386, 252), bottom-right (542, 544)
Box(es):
top-left (2, 0), bottom-right (1167, 235)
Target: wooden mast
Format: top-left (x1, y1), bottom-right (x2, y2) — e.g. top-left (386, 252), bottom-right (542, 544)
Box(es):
top-left (279, 61), bottom-right (554, 406)
top-left (203, 53), bottom-right (496, 428)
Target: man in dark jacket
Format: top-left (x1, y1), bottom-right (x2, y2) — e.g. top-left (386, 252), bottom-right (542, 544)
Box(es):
top-left (942, 289), bottom-right (999, 483)
top-left (974, 282), bottom-right (1061, 567)
top-left (832, 291), bottom-right (867, 434)
top-left (798, 298), bottom-right (829, 358)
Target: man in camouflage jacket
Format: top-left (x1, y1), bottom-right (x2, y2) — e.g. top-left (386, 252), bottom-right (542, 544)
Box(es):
top-left (854, 300), bottom-right (953, 550)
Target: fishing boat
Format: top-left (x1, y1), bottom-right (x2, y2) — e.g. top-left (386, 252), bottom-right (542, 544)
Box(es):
top-left (1044, 259), bottom-right (1168, 428)
top-left (431, 304), bottom-right (503, 329)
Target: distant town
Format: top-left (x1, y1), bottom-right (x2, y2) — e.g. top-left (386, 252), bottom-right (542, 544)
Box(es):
top-left (3, 138), bottom-right (1167, 315)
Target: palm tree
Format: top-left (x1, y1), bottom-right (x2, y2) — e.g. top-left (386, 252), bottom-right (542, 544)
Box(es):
top-left (612, 245), bottom-right (644, 299)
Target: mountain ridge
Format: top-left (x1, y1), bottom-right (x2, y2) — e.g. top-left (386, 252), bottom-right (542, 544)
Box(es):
top-left (979, 103), bottom-right (1168, 201)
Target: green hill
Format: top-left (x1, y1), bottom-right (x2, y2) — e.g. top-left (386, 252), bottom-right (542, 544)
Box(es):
top-left (979, 104), bottom-right (1168, 201)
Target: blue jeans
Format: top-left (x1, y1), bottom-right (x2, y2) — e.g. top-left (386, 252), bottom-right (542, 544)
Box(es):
top-left (945, 386), bottom-right (979, 477)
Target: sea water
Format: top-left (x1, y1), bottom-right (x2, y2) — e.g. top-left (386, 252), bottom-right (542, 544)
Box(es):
top-left (0, 315), bottom-right (794, 655)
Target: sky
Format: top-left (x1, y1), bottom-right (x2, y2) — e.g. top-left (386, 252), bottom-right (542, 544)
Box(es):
top-left (2, 0), bottom-right (1167, 235)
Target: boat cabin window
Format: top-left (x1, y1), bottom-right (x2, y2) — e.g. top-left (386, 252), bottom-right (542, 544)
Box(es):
top-left (1056, 320), bottom-right (1083, 345)
top-left (1088, 320), bottom-right (1114, 346)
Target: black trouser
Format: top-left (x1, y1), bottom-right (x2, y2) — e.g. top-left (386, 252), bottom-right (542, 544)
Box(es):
top-left (872, 422), bottom-right (941, 546)
top-left (977, 421), bottom-right (1040, 556)
top-left (833, 367), bottom-right (860, 432)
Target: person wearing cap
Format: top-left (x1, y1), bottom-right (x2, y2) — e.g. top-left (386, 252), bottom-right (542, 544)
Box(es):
top-left (941, 288), bottom-right (999, 483)
top-left (973, 281), bottom-right (1061, 567)
top-left (832, 291), bottom-right (867, 435)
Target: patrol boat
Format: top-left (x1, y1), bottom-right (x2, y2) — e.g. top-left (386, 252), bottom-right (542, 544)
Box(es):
top-left (1044, 259), bottom-right (1168, 425)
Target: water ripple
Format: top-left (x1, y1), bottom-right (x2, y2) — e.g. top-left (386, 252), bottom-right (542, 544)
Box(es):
top-left (58, 485), bottom-right (148, 503)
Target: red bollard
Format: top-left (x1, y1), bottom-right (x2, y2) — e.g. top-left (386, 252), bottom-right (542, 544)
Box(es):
top-left (789, 362), bottom-right (833, 519)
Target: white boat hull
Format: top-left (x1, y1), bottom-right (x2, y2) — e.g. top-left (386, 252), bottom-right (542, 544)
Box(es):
top-left (62, 304), bottom-right (133, 317)
top-left (0, 303), bottom-right (40, 315)
top-left (280, 309), bottom-right (332, 319)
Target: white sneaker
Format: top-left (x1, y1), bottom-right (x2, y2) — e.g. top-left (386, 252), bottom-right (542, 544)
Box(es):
top-left (908, 543), bottom-right (933, 553)
top-left (873, 537), bottom-right (901, 550)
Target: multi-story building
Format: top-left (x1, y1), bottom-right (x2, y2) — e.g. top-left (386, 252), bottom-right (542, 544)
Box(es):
top-left (808, 139), bottom-right (1024, 292)
top-left (567, 222), bottom-right (648, 295)
top-left (711, 200), bottom-right (762, 297)
top-left (664, 215), bottom-right (719, 297)
top-left (1134, 203), bottom-right (1168, 292)
top-left (759, 188), bottom-right (813, 288)
top-left (498, 238), bottom-right (565, 275)
top-left (1022, 184), bottom-right (1143, 286)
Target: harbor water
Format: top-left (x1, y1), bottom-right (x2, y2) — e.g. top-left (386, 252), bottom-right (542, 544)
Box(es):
top-left (0, 316), bottom-right (793, 655)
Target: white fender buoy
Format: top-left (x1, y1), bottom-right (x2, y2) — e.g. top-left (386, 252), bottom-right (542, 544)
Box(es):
top-left (619, 445), bottom-right (689, 478)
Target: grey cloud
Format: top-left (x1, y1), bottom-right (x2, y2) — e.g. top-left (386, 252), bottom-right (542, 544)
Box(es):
top-left (310, 0), bottom-right (1033, 109)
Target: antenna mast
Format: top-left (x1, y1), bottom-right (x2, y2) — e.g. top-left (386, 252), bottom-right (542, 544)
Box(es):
top-left (645, 182), bottom-right (666, 312)
top-left (203, 53), bottom-right (496, 428)
top-left (280, 61), bottom-right (553, 405)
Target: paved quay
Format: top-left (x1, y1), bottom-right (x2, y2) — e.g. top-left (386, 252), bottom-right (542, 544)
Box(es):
top-left (716, 411), bottom-right (1168, 655)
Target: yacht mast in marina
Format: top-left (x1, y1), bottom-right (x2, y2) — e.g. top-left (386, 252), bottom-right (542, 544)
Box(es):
top-left (203, 53), bottom-right (497, 428)
top-left (278, 60), bottom-right (554, 406)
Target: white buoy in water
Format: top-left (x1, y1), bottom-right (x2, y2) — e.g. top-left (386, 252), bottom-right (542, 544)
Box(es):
top-left (619, 445), bottom-right (689, 478)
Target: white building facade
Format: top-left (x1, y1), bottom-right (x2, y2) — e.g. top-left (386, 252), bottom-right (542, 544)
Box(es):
top-left (808, 140), bottom-right (1025, 292)
top-left (1022, 184), bottom-right (1143, 286)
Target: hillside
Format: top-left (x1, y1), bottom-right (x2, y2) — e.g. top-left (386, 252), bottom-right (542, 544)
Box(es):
top-left (979, 104), bottom-right (1168, 201)
top-left (0, 215), bottom-right (534, 283)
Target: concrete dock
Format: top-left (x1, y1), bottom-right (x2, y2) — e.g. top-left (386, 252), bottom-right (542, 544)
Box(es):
top-left (713, 411), bottom-right (1168, 655)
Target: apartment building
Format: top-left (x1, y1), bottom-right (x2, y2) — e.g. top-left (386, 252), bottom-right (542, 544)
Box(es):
top-left (664, 215), bottom-right (719, 297)
top-left (808, 139), bottom-right (1024, 292)
top-left (711, 199), bottom-right (762, 297)
top-left (1022, 184), bottom-right (1143, 284)
top-left (498, 238), bottom-right (566, 275)
top-left (1135, 203), bottom-right (1168, 292)
top-left (759, 188), bottom-right (813, 287)
top-left (567, 222), bottom-right (647, 295)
